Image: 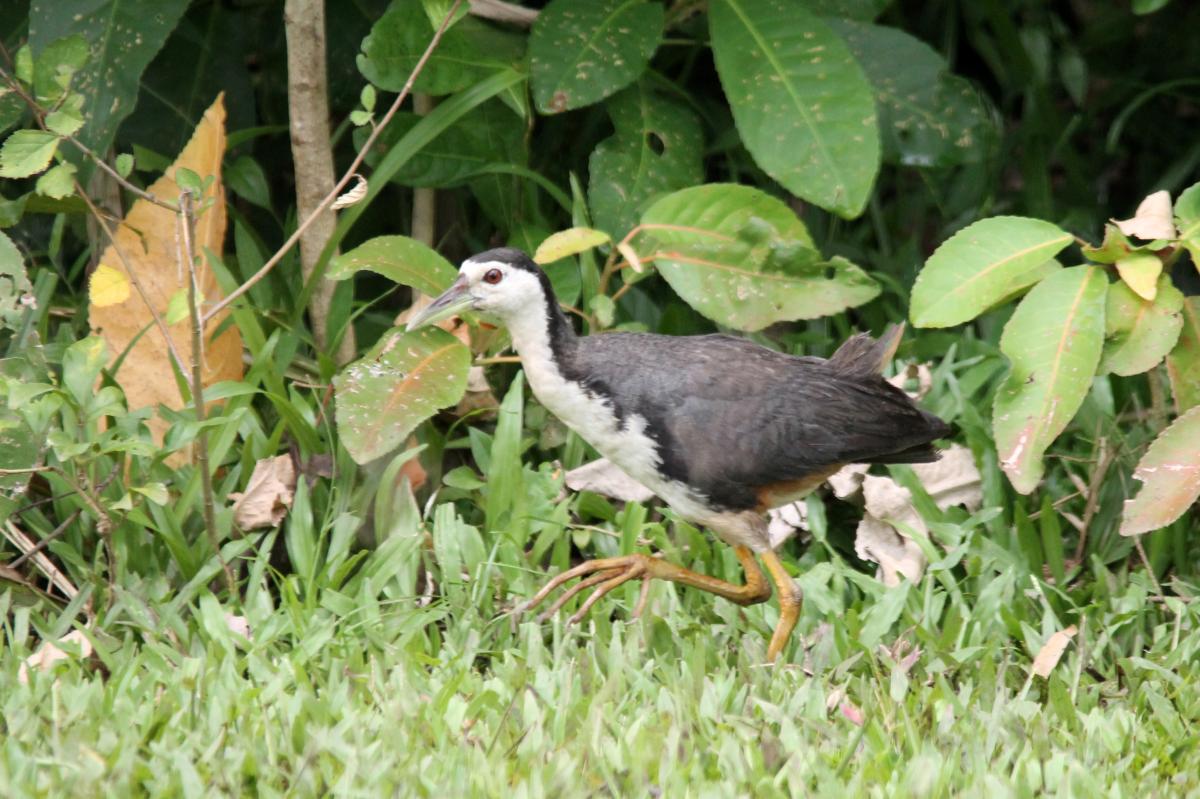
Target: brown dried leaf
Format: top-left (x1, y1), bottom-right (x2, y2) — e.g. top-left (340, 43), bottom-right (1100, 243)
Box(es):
top-left (910, 444), bottom-right (983, 512)
top-left (230, 455), bottom-right (296, 530)
top-left (88, 94), bottom-right (242, 454)
top-left (18, 629), bottom-right (93, 684)
top-left (1113, 190), bottom-right (1176, 241)
top-left (1031, 625), bottom-right (1078, 678)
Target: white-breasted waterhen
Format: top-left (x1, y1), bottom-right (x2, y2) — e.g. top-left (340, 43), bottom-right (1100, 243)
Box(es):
top-left (410, 247), bottom-right (950, 662)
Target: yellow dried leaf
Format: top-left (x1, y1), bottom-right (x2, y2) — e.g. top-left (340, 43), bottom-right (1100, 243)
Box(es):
top-left (1115, 254), bottom-right (1162, 301)
top-left (533, 227), bottom-right (611, 264)
top-left (88, 263), bottom-right (131, 307)
top-left (88, 94), bottom-right (241, 455)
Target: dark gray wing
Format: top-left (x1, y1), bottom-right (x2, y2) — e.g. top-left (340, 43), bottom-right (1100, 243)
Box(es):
top-left (567, 330), bottom-right (949, 511)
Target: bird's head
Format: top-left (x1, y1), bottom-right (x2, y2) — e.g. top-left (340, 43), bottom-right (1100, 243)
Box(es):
top-left (407, 248), bottom-right (551, 332)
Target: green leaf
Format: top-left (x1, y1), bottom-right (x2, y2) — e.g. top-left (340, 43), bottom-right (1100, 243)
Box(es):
top-left (533, 227), bottom-right (611, 264)
top-left (327, 235), bottom-right (458, 296)
top-left (1175, 181), bottom-right (1200, 272)
top-left (0, 231), bottom-right (35, 333)
top-left (30, 1), bottom-right (190, 181)
top-left (114, 153), bottom-right (134, 178)
top-left (44, 95), bottom-right (85, 137)
top-left (1115, 254), bottom-right (1162, 301)
top-left (830, 20), bottom-right (995, 168)
top-left (35, 162), bottom-right (77, 199)
top-left (175, 167), bottom-right (203, 195)
top-left (0, 405), bottom-right (40, 497)
top-left (356, 100), bottom-right (525, 189)
top-left (641, 184), bottom-right (880, 331)
top-left (224, 156), bottom-right (271, 209)
top-left (529, 0), bottom-right (664, 114)
top-left (62, 335), bottom-right (108, 409)
top-left (587, 82), bottom-right (704, 239)
top-left (1120, 405), bottom-right (1200, 535)
top-left (710, 0), bottom-right (879, 218)
top-left (31, 35), bottom-right (88, 103)
top-left (333, 326), bottom-right (471, 464)
top-left (1081, 223), bottom-right (1134, 265)
top-left (800, 0), bottom-right (890, 18)
top-left (358, 0), bottom-right (525, 96)
top-left (1166, 297), bottom-right (1200, 413)
top-left (0, 130), bottom-right (60, 179)
top-left (0, 92), bottom-right (24, 137)
top-left (360, 84), bottom-right (377, 113)
top-left (164, 288), bottom-right (193, 325)
top-left (910, 217), bottom-right (1074, 328)
top-left (14, 45), bottom-right (34, 85)
top-left (1101, 276), bottom-right (1184, 377)
top-left (992, 266), bottom-right (1107, 494)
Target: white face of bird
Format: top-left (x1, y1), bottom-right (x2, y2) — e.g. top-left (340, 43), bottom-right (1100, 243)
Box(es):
top-left (407, 252), bottom-right (546, 332)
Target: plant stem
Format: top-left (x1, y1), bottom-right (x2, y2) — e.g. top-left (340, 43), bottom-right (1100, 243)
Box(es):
top-left (180, 191), bottom-right (237, 598)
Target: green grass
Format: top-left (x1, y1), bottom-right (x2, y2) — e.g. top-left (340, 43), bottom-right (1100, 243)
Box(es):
top-left (3, 499), bottom-right (1199, 796)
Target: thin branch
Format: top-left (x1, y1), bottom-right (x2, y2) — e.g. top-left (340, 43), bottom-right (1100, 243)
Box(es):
top-left (468, 0), bottom-right (538, 26)
top-left (0, 66), bottom-right (176, 211)
top-left (180, 190), bottom-right (237, 597)
top-left (9, 510), bottom-right (82, 569)
top-left (203, 0), bottom-right (466, 324)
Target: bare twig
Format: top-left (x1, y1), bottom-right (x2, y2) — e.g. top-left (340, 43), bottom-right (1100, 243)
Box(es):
top-left (1132, 534), bottom-right (1166, 601)
top-left (180, 190), bottom-right (237, 597)
top-left (9, 510), bottom-right (82, 569)
top-left (204, 0), bottom-right (466, 324)
top-left (468, 0), bottom-right (538, 26)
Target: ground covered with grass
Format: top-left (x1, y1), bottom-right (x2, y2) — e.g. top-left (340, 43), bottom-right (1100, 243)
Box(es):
top-left (3, 494), bottom-right (1198, 796)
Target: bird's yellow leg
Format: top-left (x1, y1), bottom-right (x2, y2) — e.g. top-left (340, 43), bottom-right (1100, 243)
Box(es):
top-left (519, 546), bottom-right (772, 624)
top-left (760, 549), bottom-right (802, 663)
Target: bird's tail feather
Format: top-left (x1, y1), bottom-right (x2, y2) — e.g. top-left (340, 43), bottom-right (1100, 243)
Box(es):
top-left (828, 324), bottom-right (905, 376)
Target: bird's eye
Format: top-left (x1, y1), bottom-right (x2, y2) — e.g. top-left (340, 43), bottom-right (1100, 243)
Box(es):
top-left (483, 268), bottom-right (503, 285)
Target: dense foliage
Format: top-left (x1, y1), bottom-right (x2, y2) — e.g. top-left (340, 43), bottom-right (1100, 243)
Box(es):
top-left (1, 0), bottom-right (1199, 793)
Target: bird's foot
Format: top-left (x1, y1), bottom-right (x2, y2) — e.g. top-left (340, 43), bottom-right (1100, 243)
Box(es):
top-left (516, 553), bottom-right (664, 624)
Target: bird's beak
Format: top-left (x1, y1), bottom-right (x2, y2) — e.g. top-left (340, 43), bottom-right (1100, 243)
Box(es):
top-left (406, 275), bottom-right (474, 332)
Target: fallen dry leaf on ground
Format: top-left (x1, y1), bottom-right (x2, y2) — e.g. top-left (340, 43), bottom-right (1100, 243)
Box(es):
top-left (18, 629), bottom-right (93, 684)
top-left (1031, 625), bottom-right (1078, 677)
top-left (230, 454), bottom-right (297, 530)
top-left (88, 94), bottom-right (242, 455)
top-left (565, 457), bottom-right (654, 503)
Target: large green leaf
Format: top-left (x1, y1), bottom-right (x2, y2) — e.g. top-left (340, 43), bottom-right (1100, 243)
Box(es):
top-left (830, 20), bottom-right (995, 168)
top-left (357, 100), bottom-right (525, 188)
top-left (910, 217), bottom-right (1074, 328)
top-left (529, 0), bottom-right (664, 114)
top-left (801, 0), bottom-right (890, 18)
top-left (1100, 275), bottom-right (1184, 377)
top-left (0, 405), bottom-right (39, 496)
top-left (1120, 405), bottom-right (1200, 535)
top-left (587, 83), bottom-right (703, 239)
top-left (358, 0), bottom-right (525, 96)
top-left (993, 266), bottom-right (1107, 494)
top-left (327, 236), bottom-right (457, 296)
top-left (29, 0), bottom-right (189, 180)
top-left (1166, 297), bottom-right (1200, 413)
top-left (641, 184), bottom-right (880, 331)
top-left (334, 327), bottom-right (471, 465)
top-left (710, 0), bottom-right (879, 218)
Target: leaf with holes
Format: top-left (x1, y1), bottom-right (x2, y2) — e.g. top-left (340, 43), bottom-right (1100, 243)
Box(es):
top-left (334, 326), bottom-right (471, 464)
top-left (1120, 406), bottom-right (1200, 535)
top-left (358, 0), bottom-right (525, 96)
top-left (992, 266), bottom-right (1107, 494)
top-left (1167, 297), bottom-right (1200, 413)
top-left (830, 20), bottom-right (995, 168)
top-left (588, 83), bottom-right (704, 239)
top-left (29, 1), bottom-right (190, 181)
top-left (910, 217), bottom-right (1073, 328)
top-left (529, 0), bottom-right (664, 114)
top-left (1, 231), bottom-right (36, 334)
top-left (327, 236), bottom-right (458, 296)
top-left (710, 0), bottom-right (879, 218)
top-left (534, 227), bottom-right (611, 264)
top-left (1101, 276), bottom-right (1183, 377)
top-left (1176, 181), bottom-right (1200, 272)
top-left (641, 184), bottom-right (879, 331)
